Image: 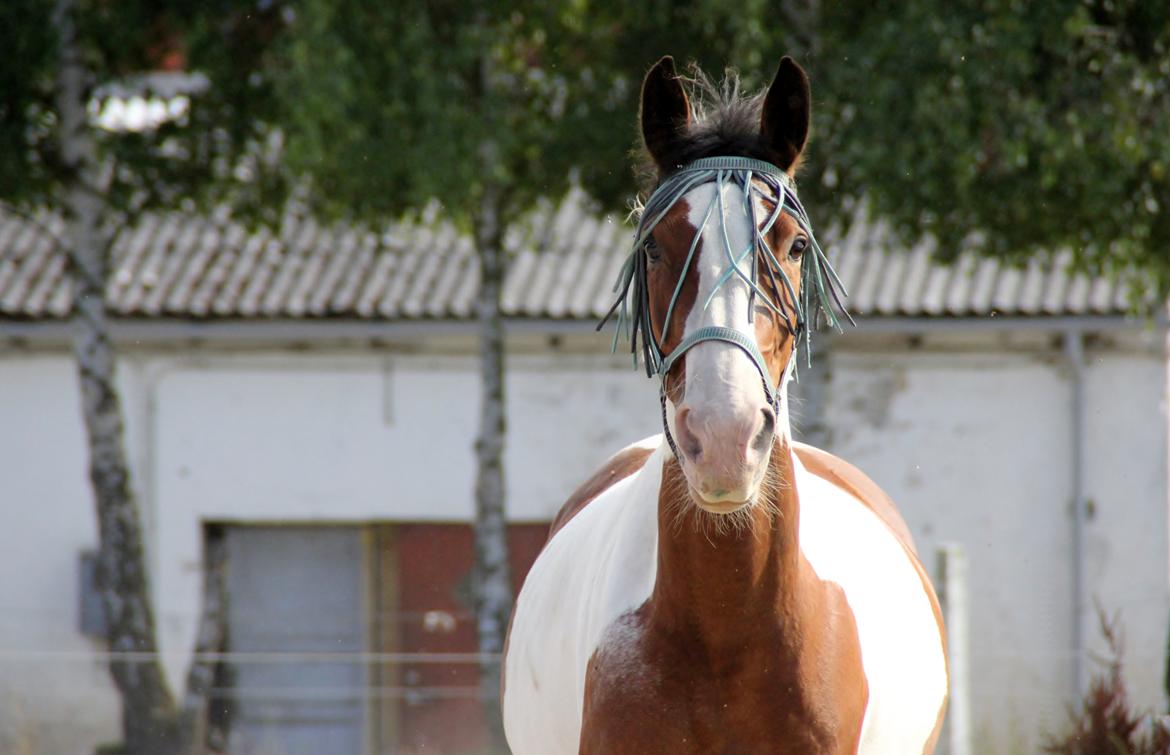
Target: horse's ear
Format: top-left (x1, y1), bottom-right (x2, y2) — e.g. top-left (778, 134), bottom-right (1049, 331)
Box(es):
top-left (640, 56), bottom-right (691, 173)
top-left (761, 56), bottom-right (811, 172)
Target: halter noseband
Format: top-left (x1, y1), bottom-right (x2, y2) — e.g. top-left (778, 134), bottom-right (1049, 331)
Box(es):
top-left (599, 155), bottom-right (851, 456)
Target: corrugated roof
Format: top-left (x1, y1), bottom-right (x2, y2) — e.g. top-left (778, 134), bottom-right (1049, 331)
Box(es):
top-left (0, 191), bottom-right (1141, 322)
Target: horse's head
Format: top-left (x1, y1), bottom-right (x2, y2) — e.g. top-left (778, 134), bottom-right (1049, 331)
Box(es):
top-left (609, 56), bottom-right (844, 515)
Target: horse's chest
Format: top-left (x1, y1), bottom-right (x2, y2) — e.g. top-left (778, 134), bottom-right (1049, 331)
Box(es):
top-left (580, 609), bottom-right (865, 755)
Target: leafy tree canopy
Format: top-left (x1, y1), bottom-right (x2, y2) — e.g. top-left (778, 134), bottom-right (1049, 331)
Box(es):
top-left (270, 0), bottom-right (796, 226)
top-left (812, 0), bottom-right (1170, 303)
top-left (270, 0), bottom-right (1170, 304)
top-left (2, 0), bottom-right (1167, 300)
top-left (0, 0), bottom-right (290, 222)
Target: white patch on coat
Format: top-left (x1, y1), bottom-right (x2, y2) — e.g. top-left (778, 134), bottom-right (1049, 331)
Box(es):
top-left (503, 438), bottom-right (666, 755)
top-left (793, 450), bottom-right (949, 753)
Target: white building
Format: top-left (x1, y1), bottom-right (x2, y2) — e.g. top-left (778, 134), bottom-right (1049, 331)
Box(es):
top-left (0, 197), bottom-right (1166, 754)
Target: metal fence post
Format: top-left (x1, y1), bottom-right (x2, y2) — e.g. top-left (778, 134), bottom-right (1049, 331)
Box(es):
top-left (937, 542), bottom-right (971, 755)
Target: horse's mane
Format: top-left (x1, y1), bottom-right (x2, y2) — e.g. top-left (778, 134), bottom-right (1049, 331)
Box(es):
top-left (635, 66), bottom-right (782, 195)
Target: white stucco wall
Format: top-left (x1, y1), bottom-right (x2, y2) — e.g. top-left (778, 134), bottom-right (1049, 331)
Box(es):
top-left (149, 352), bottom-right (660, 689)
top-left (822, 344), bottom-right (1169, 754)
top-left (0, 357), bottom-right (120, 754)
top-left (1082, 353), bottom-right (1169, 707)
top-left (0, 330), bottom-right (1165, 754)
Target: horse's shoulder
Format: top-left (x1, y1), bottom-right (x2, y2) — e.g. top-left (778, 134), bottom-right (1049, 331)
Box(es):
top-left (792, 441), bottom-right (917, 556)
top-left (547, 437), bottom-right (658, 540)
top-left (793, 442), bottom-right (948, 751)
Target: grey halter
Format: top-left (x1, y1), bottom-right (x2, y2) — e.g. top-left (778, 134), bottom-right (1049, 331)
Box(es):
top-left (600, 155), bottom-right (852, 424)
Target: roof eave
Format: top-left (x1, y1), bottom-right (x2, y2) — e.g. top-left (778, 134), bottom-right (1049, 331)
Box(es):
top-left (0, 313), bottom-right (1160, 348)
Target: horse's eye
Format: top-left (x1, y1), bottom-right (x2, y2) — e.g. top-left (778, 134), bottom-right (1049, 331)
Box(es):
top-left (644, 236), bottom-right (662, 261)
top-left (790, 237), bottom-right (809, 261)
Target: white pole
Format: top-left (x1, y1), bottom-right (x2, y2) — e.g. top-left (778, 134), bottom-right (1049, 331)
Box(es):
top-left (937, 542), bottom-right (971, 755)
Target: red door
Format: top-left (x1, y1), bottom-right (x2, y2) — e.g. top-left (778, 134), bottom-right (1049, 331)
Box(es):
top-left (374, 523), bottom-right (547, 754)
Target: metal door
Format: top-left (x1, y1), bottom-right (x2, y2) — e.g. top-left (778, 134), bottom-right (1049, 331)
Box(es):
top-left (224, 526), bottom-right (366, 755)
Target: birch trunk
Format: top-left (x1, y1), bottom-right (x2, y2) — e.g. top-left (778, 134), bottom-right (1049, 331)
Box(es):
top-left (53, 1), bottom-right (182, 752)
top-left (472, 172), bottom-right (514, 750)
top-left (180, 525), bottom-right (231, 751)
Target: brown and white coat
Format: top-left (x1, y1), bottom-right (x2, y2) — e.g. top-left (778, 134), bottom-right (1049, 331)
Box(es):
top-left (503, 56), bottom-right (947, 754)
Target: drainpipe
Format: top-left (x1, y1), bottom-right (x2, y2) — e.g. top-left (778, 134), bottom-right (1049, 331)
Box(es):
top-left (1162, 306), bottom-right (1170, 712)
top-left (1064, 328), bottom-right (1088, 698)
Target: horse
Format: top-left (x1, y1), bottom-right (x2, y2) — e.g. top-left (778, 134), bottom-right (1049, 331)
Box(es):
top-left (502, 55), bottom-right (948, 754)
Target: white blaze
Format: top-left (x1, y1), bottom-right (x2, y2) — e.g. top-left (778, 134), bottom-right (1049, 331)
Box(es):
top-left (664, 181), bottom-right (793, 449)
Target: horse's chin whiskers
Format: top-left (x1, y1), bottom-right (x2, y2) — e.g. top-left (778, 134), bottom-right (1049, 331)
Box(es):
top-left (663, 451), bottom-right (785, 542)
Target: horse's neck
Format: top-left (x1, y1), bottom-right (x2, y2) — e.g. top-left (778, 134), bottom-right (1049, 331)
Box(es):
top-left (649, 442), bottom-right (821, 663)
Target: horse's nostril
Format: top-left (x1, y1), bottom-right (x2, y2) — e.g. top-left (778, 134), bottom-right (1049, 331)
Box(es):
top-left (753, 407), bottom-right (776, 451)
top-left (675, 407), bottom-right (703, 460)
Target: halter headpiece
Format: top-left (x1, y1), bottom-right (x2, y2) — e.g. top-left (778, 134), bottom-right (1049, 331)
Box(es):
top-left (599, 155), bottom-right (853, 412)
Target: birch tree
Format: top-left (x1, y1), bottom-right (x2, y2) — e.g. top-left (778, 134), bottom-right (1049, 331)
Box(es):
top-left (49, 3), bottom-right (178, 750)
top-left (1, 1), bottom-right (288, 751)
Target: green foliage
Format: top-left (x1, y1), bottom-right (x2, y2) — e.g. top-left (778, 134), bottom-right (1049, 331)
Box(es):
top-left (0, 1), bottom-right (56, 208)
top-left (98, 1), bottom-right (293, 223)
top-left (812, 0), bottom-right (1170, 304)
top-left (268, 0), bottom-right (800, 226)
top-left (277, 0), bottom-right (1170, 303)
top-left (2, 1), bottom-right (1168, 301)
top-left (0, 0), bottom-right (292, 224)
